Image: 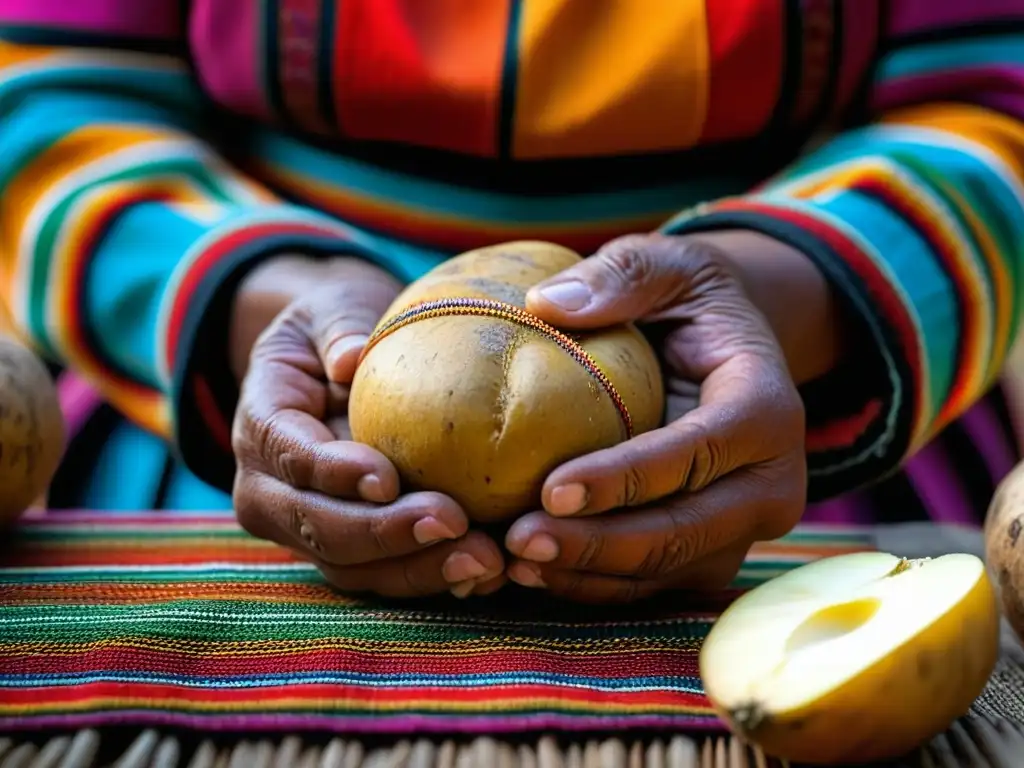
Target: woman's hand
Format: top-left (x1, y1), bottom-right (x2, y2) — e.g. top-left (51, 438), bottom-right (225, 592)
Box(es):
top-left (230, 256), bottom-right (506, 599)
top-left (503, 233), bottom-right (813, 603)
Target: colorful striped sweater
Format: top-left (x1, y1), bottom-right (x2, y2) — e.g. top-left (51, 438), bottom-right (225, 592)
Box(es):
top-left (1, 0), bottom-right (1024, 509)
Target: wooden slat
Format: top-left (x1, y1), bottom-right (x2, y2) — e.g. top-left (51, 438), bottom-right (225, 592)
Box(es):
top-left (3, 720), bottom-right (1024, 768)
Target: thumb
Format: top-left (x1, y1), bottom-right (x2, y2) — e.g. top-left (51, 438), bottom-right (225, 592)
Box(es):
top-left (309, 263), bottom-right (402, 384)
top-left (525, 234), bottom-right (705, 329)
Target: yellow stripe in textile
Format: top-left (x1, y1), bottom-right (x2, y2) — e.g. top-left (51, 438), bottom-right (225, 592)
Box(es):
top-left (512, 0), bottom-right (710, 159)
top-left (883, 103), bottom-right (1024, 184)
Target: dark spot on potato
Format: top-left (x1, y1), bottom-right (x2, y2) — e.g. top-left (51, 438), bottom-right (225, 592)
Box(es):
top-left (447, 390), bottom-right (454, 397)
top-left (1010, 515), bottom-right (1022, 546)
top-left (465, 277), bottom-right (527, 306)
top-left (485, 476), bottom-right (491, 484)
top-left (426, 260), bottom-right (467, 277)
top-left (415, 468), bottom-right (424, 476)
top-left (476, 322), bottom-right (516, 356)
top-left (493, 250), bottom-right (541, 269)
top-left (445, 421), bottom-right (454, 433)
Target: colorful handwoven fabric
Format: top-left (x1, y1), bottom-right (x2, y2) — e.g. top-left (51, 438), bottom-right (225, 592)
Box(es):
top-left (0, 511), bottom-right (874, 734)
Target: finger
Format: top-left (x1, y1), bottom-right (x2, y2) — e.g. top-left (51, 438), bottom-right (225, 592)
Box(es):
top-left (507, 545), bottom-right (749, 603)
top-left (508, 466), bottom-right (800, 577)
top-left (316, 532), bottom-right (505, 599)
top-left (524, 233), bottom-right (722, 329)
top-left (238, 357), bottom-right (400, 502)
top-left (234, 472), bottom-right (469, 566)
top-left (508, 563), bottom-right (661, 604)
top-left (542, 352), bottom-right (800, 516)
top-left (309, 261), bottom-right (402, 383)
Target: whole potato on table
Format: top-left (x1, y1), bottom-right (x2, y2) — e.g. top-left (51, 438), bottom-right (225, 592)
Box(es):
top-left (985, 460), bottom-right (1024, 643)
top-left (0, 335), bottom-right (64, 524)
top-left (349, 241), bottom-right (665, 523)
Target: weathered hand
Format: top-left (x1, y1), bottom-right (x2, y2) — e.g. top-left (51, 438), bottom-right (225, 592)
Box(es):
top-left (231, 258), bottom-right (506, 598)
top-left (504, 234), bottom-right (808, 602)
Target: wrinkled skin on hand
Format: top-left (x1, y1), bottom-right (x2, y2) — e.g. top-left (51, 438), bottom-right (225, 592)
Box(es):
top-left (231, 257), bottom-right (507, 598)
top-left (502, 234), bottom-right (809, 603)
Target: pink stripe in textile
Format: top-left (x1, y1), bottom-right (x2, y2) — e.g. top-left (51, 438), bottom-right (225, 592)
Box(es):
top-left (189, 0), bottom-right (272, 121)
top-left (901, 439), bottom-right (977, 525)
top-left (886, 0), bottom-right (1024, 37)
top-left (959, 398), bottom-right (1019, 487)
top-left (803, 494), bottom-right (875, 525)
top-left (56, 372), bottom-right (103, 447)
top-left (0, 0), bottom-right (182, 39)
top-left (873, 66), bottom-right (1024, 114)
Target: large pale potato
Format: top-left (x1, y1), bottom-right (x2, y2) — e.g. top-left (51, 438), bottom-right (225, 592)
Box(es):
top-left (0, 335), bottom-right (64, 524)
top-left (348, 241), bottom-right (664, 523)
top-left (985, 460), bottom-right (1024, 642)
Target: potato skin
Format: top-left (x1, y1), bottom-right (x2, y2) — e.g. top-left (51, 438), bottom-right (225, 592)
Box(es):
top-left (0, 336), bottom-right (65, 524)
top-left (985, 461), bottom-right (1024, 642)
top-left (349, 241), bottom-right (665, 523)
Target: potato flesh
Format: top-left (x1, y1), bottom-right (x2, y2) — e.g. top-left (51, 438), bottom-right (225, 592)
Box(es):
top-left (700, 552), bottom-right (1000, 763)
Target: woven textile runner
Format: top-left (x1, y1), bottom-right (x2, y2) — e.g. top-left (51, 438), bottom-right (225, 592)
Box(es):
top-left (0, 511), bottom-right (875, 735)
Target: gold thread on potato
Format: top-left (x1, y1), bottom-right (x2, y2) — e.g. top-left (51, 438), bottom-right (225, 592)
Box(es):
top-left (359, 298), bottom-right (634, 439)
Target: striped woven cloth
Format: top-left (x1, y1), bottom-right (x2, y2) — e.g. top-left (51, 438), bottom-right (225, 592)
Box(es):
top-left (0, 511), bottom-right (875, 734)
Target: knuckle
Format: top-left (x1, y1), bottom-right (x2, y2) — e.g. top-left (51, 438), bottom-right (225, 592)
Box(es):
top-left (574, 525), bottom-right (605, 570)
top-left (622, 462), bottom-right (647, 507)
top-left (273, 449), bottom-right (309, 489)
top-left (231, 402), bottom-right (265, 468)
top-left (290, 505), bottom-right (323, 555)
top-left (244, 407), bottom-right (277, 465)
top-left (400, 560), bottom-right (433, 598)
top-left (667, 504), bottom-right (713, 562)
top-left (603, 240), bottom-right (655, 287)
top-left (561, 570), bottom-right (589, 602)
top-left (636, 510), bottom-right (698, 578)
top-left (676, 239), bottom-right (736, 283)
top-left (618, 579), bottom-right (644, 604)
top-left (367, 515), bottom-right (396, 559)
top-left (248, 410), bottom-right (314, 487)
top-left (691, 436), bottom-right (729, 493)
top-left (670, 421), bottom-right (726, 492)
top-left (252, 310), bottom-right (312, 362)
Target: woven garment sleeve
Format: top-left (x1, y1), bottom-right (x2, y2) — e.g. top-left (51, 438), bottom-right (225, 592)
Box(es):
top-left (663, 5), bottom-right (1024, 500)
top-left (0, 5), bottom-right (387, 489)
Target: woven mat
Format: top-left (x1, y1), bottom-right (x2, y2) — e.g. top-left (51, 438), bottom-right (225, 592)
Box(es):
top-left (0, 514), bottom-right (1023, 766)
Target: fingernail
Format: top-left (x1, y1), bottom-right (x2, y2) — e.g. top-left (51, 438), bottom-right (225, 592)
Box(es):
top-left (443, 552), bottom-right (489, 583)
top-left (412, 516), bottom-right (458, 545)
top-left (509, 562), bottom-right (546, 588)
top-left (548, 483), bottom-right (588, 516)
top-left (450, 580), bottom-right (477, 599)
top-left (536, 281), bottom-right (591, 312)
top-left (325, 334), bottom-right (369, 379)
top-left (357, 474), bottom-right (386, 502)
top-left (521, 534), bottom-right (559, 563)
